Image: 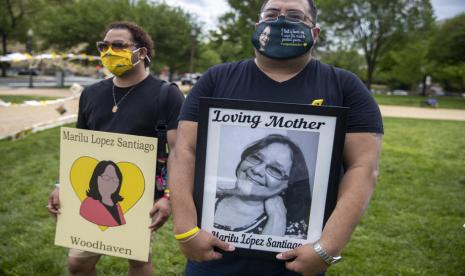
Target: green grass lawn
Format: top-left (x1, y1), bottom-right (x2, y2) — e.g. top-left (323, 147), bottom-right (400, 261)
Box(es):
top-left (331, 118), bottom-right (465, 275)
top-left (373, 94), bottom-right (465, 109)
top-left (1, 118), bottom-right (464, 275)
top-left (0, 95), bottom-right (60, 104)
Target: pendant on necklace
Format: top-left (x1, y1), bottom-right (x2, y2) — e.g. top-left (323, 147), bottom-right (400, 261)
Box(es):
top-left (112, 105), bottom-right (118, 113)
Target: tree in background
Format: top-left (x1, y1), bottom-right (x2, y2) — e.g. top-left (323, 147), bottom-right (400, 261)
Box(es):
top-left (317, 47), bottom-right (366, 79)
top-left (7, 0), bottom-right (462, 89)
top-left (209, 0), bottom-right (263, 62)
top-left (37, 0), bottom-right (133, 52)
top-left (195, 42), bottom-right (222, 72)
top-left (428, 13), bottom-right (465, 92)
top-left (318, 0), bottom-right (434, 89)
top-left (0, 0), bottom-right (51, 76)
top-left (34, 0), bottom-right (197, 75)
top-left (375, 24), bottom-right (435, 93)
top-left (131, 1), bottom-right (196, 74)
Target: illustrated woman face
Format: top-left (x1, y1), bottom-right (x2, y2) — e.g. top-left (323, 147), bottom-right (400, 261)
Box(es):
top-left (236, 142), bottom-right (292, 199)
top-left (97, 165), bottom-right (120, 198)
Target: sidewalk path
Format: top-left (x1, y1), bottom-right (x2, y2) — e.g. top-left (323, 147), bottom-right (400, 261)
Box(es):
top-left (0, 88), bottom-right (79, 139)
top-left (0, 88), bottom-right (72, 97)
top-left (1, 88), bottom-right (465, 139)
top-left (379, 105), bottom-right (465, 121)
top-left (0, 98), bottom-right (79, 139)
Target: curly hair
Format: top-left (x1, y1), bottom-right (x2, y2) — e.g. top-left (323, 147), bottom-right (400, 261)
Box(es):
top-left (104, 21), bottom-right (153, 67)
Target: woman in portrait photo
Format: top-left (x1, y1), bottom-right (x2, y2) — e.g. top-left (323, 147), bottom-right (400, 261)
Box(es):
top-left (259, 25), bottom-right (271, 51)
top-left (214, 134), bottom-right (311, 238)
top-left (80, 160), bottom-right (126, 227)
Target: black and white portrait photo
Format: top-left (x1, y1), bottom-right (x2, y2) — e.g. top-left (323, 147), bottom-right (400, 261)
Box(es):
top-left (194, 99), bottom-right (346, 257)
top-left (212, 127), bottom-right (319, 240)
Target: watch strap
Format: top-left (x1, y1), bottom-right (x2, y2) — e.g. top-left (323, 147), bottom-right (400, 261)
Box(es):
top-left (313, 242), bottom-right (342, 265)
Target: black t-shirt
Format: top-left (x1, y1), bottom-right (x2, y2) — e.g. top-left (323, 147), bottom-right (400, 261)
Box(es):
top-left (77, 74), bottom-right (185, 137)
top-left (179, 58), bottom-right (383, 134)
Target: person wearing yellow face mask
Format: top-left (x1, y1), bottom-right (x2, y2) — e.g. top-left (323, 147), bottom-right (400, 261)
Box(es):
top-left (98, 39), bottom-right (146, 78)
top-left (47, 21), bottom-right (185, 276)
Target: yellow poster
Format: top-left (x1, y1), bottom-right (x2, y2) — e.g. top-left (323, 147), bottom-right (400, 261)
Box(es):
top-left (55, 127), bottom-right (157, 261)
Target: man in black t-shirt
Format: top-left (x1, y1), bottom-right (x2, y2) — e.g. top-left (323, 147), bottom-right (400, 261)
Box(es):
top-left (47, 21), bottom-right (184, 276)
top-left (169, 1), bottom-right (383, 275)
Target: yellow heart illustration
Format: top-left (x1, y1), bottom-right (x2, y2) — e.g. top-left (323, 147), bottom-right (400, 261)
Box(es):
top-left (70, 156), bottom-right (145, 231)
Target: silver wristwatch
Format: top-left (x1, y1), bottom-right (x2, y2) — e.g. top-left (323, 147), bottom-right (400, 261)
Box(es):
top-left (313, 242), bottom-right (342, 265)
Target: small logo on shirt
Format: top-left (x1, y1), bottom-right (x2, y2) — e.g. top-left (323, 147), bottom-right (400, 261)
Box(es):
top-left (311, 99), bottom-right (324, 106)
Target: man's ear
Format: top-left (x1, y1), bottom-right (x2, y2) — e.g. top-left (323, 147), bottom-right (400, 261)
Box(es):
top-left (138, 47), bottom-right (148, 61)
top-left (311, 26), bottom-right (321, 42)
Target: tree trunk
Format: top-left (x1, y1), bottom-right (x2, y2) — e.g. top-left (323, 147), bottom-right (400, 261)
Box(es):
top-left (364, 47), bottom-right (377, 91)
top-left (421, 74), bottom-right (427, 96)
top-left (366, 62), bottom-right (374, 90)
top-left (1, 32), bottom-right (7, 77)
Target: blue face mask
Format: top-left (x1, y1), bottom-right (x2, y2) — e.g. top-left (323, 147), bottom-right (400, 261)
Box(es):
top-left (252, 16), bottom-right (314, 60)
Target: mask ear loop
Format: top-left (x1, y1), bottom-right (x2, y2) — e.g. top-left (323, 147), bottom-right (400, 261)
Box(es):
top-left (145, 46), bottom-right (152, 64)
top-left (130, 48), bottom-right (141, 66)
top-left (132, 47), bottom-right (151, 66)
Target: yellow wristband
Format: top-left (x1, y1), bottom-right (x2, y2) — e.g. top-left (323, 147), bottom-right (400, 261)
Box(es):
top-left (175, 227), bottom-right (200, 240)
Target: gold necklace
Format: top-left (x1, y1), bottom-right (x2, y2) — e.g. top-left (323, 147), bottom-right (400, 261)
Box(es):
top-left (112, 84), bottom-right (136, 113)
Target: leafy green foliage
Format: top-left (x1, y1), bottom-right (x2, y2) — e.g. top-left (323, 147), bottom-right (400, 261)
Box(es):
top-left (373, 12), bottom-right (465, 93)
top-left (428, 13), bottom-right (465, 92)
top-left (377, 36), bottom-right (432, 90)
top-left (36, 0), bottom-right (197, 73)
top-left (195, 43), bottom-right (222, 72)
top-left (317, 48), bottom-right (366, 79)
top-left (318, 0), bottom-right (434, 88)
top-left (428, 13), bottom-right (465, 65)
top-left (3, 0), bottom-right (464, 91)
top-left (433, 63), bottom-right (465, 92)
top-left (0, 0), bottom-right (53, 76)
top-left (131, 2), bottom-right (196, 73)
top-left (209, 0), bottom-right (263, 62)
top-left (38, 0), bottom-right (133, 52)
top-left (0, 0), bottom-right (50, 50)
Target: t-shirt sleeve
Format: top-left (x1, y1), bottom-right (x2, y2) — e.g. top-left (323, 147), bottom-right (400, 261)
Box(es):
top-left (178, 68), bottom-right (215, 122)
top-left (166, 85), bottom-right (186, 130)
top-left (341, 71), bottom-right (384, 134)
top-left (76, 87), bottom-right (89, 129)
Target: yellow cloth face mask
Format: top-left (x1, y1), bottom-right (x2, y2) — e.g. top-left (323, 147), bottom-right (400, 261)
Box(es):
top-left (100, 48), bottom-right (141, 77)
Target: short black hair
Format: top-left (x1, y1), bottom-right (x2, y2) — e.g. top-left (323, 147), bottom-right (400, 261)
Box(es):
top-left (260, 0), bottom-right (318, 24)
top-left (87, 160), bottom-right (124, 204)
top-left (104, 21), bottom-right (153, 67)
top-left (237, 134), bottom-right (311, 235)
